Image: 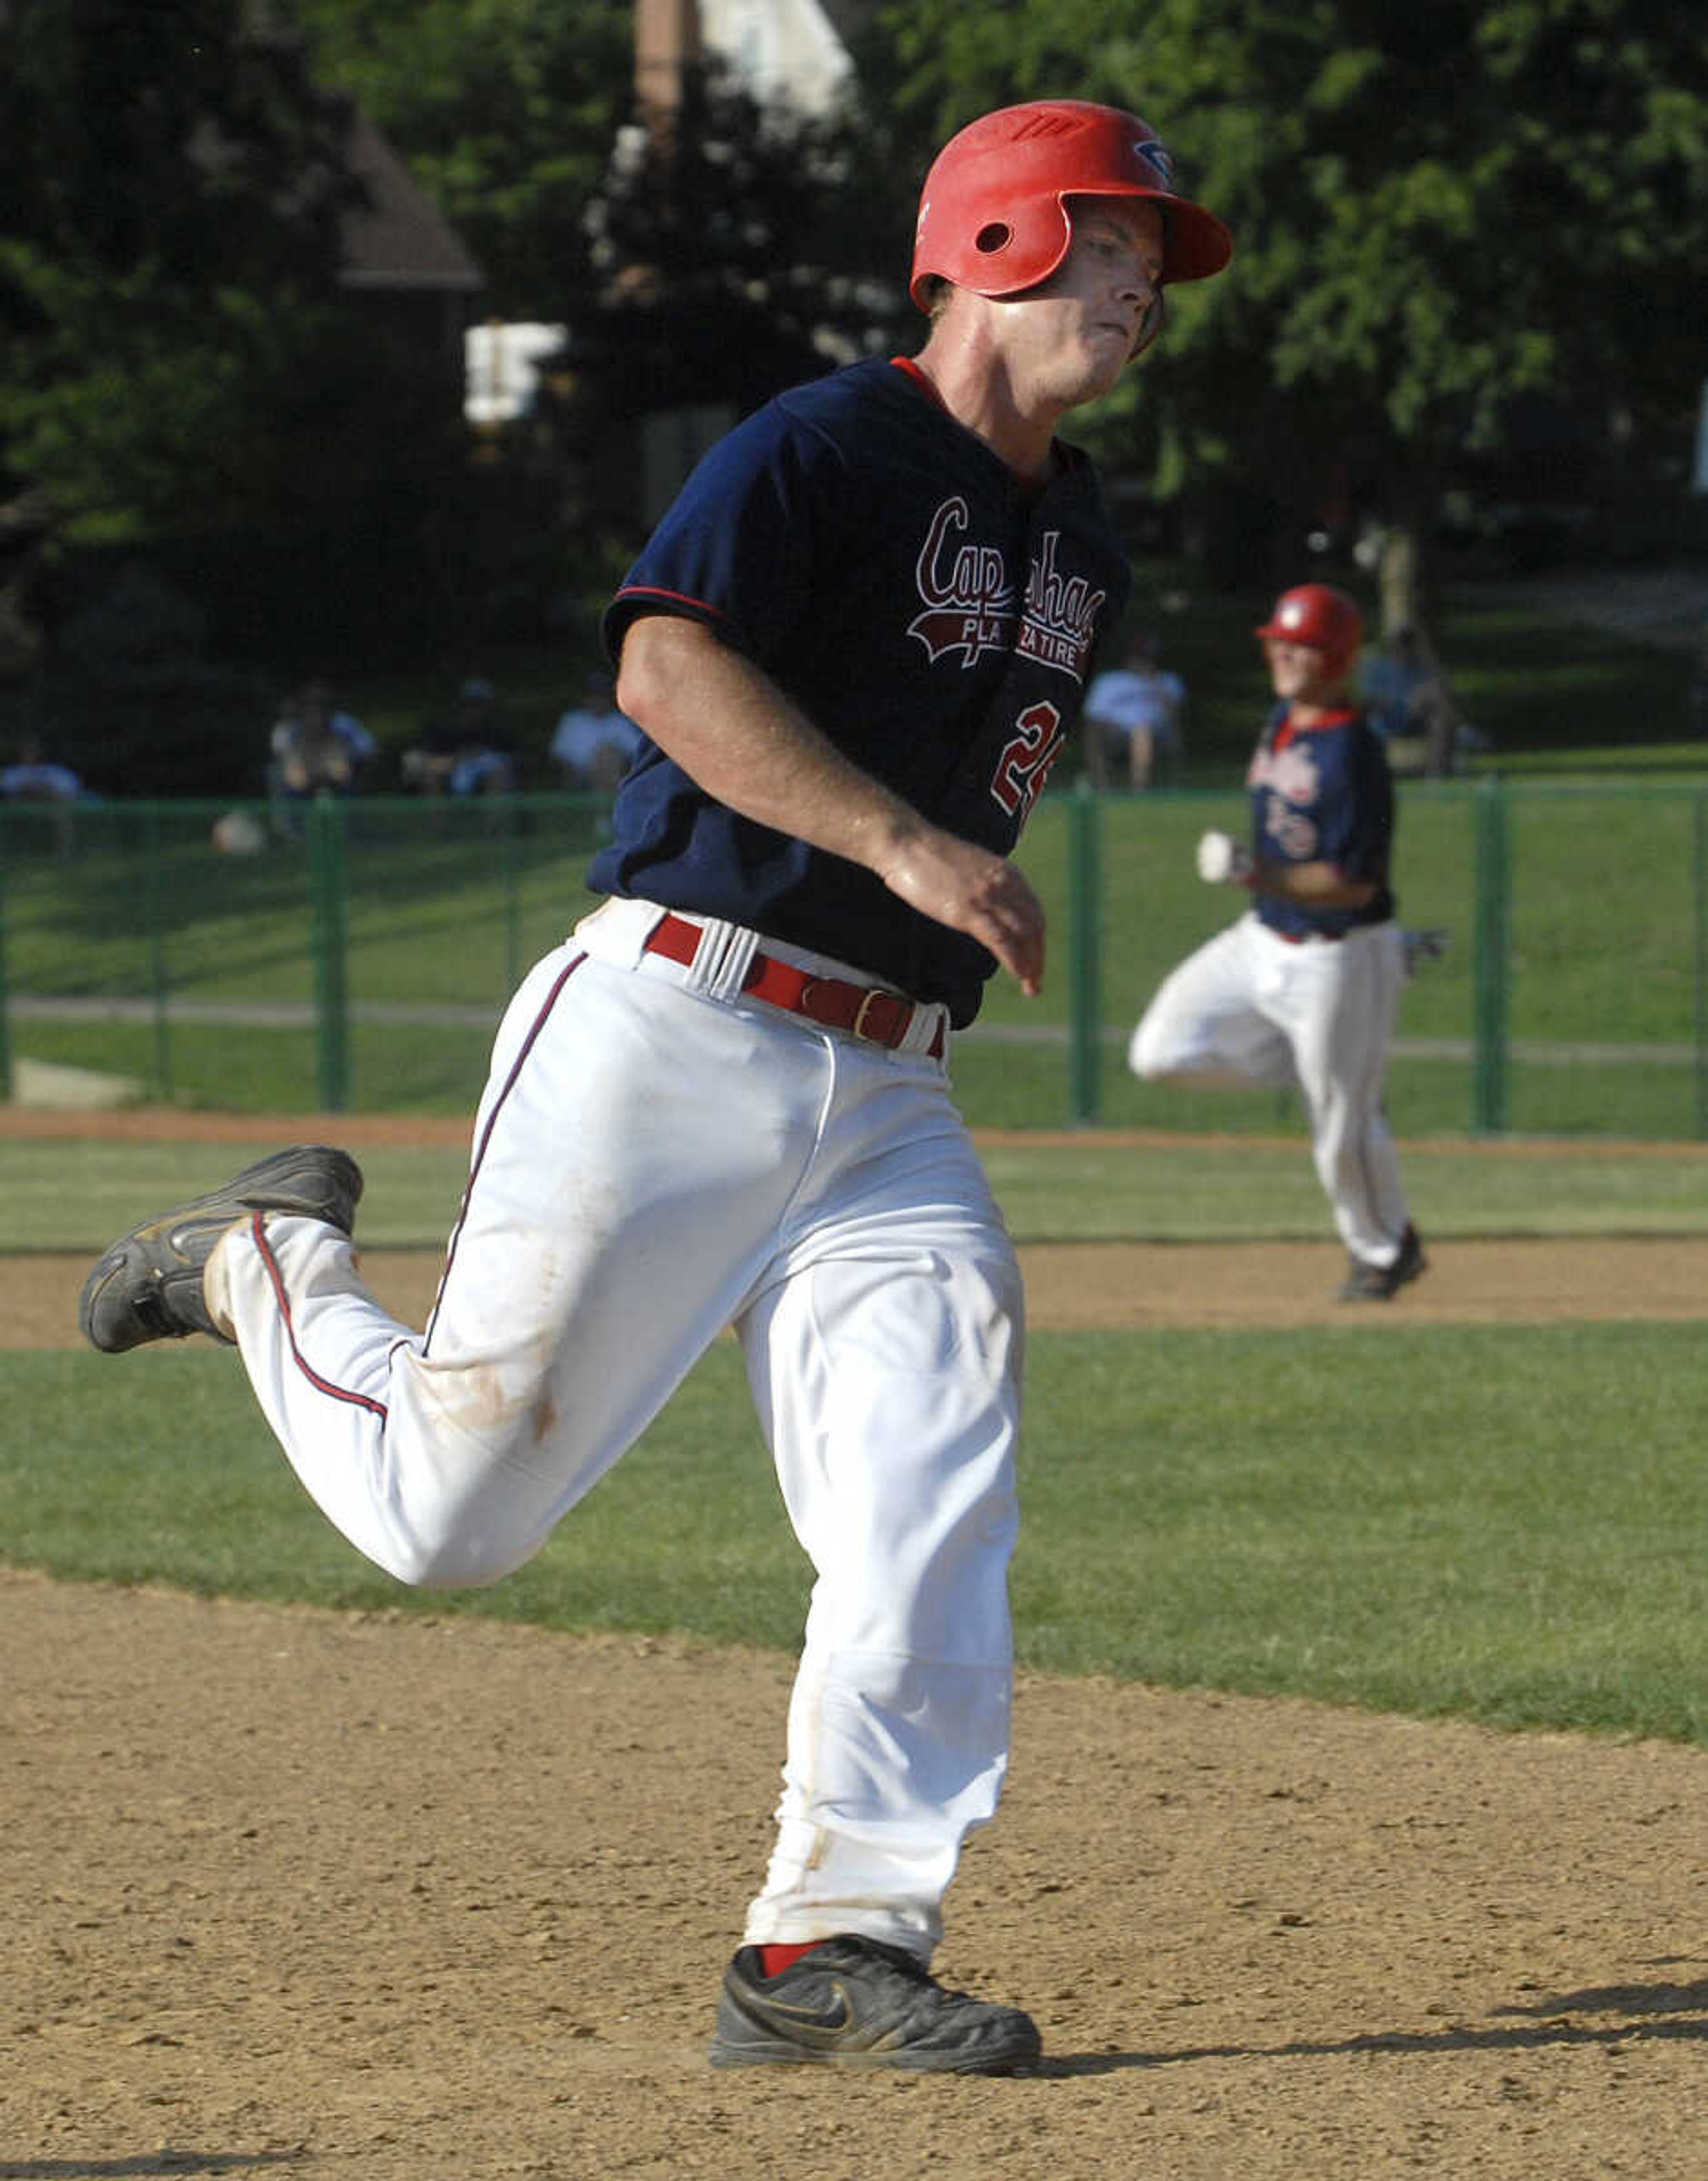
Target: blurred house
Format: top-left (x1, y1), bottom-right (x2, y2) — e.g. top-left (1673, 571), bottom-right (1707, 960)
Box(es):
top-left (337, 109), bottom-right (485, 395)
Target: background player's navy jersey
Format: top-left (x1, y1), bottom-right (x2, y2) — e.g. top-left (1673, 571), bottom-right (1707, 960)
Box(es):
top-left (594, 356), bottom-right (1130, 1026)
top-left (1246, 701), bottom-right (1395, 940)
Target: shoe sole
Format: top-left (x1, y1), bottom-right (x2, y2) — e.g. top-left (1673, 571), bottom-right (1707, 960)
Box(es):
top-left (708, 2033), bottom-right (1040, 2074)
top-left (1337, 1246), bottom-right (1427, 1303)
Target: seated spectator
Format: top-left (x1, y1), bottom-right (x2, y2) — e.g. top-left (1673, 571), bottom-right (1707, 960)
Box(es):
top-left (270, 680), bottom-right (372, 801)
top-left (1, 733), bottom-right (84, 803)
top-left (308, 680), bottom-right (377, 779)
top-left (2, 732), bottom-right (89, 855)
top-left (549, 669), bottom-right (644, 792)
top-left (1359, 626), bottom-right (1434, 743)
top-left (1083, 634), bottom-right (1187, 789)
top-left (1360, 626), bottom-right (1462, 777)
top-left (401, 678), bottom-right (519, 796)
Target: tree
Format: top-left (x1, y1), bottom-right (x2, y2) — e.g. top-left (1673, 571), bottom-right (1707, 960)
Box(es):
top-left (299, 1), bottom-right (916, 371)
top-left (293, 0), bottom-right (635, 315)
top-left (865, 0), bottom-right (1708, 647)
top-left (0, 0), bottom-right (360, 545)
top-left (574, 63), bottom-right (914, 414)
top-left (0, 0), bottom-right (533, 715)
top-left (301, 4), bottom-right (920, 563)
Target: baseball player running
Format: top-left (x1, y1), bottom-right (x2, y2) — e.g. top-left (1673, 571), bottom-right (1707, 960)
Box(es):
top-left (1129, 582), bottom-right (1426, 1301)
top-left (80, 102), bottom-right (1232, 2070)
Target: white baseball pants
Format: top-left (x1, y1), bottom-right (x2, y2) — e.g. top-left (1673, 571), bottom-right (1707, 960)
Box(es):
top-left (1130, 910), bottom-right (1413, 1266)
top-left (207, 898), bottom-right (1023, 1961)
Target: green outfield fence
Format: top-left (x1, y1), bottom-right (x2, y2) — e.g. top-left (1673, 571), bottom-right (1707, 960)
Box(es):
top-left (3, 779), bottom-right (1706, 1139)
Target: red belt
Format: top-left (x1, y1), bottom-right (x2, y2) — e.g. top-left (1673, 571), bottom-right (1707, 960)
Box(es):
top-left (644, 913), bottom-right (945, 1058)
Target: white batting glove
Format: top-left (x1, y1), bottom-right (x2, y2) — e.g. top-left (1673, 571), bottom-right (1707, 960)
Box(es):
top-left (1196, 829), bottom-right (1254, 886)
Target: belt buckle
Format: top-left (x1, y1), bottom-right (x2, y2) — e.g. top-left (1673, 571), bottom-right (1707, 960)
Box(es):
top-left (853, 987), bottom-right (909, 1044)
top-left (794, 975), bottom-right (910, 1046)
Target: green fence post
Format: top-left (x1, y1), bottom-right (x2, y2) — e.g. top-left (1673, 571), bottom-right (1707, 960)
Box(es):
top-left (1471, 777), bottom-right (1510, 1135)
top-left (1696, 788), bottom-right (1707, 1141)
top-left (0, 817), bottom-right (11, 1103)
top-left (145, 802), bottom-right (173, 1103)
top-left (308, 797), bottom-right (350, 1112)
top-left (1067, 780), bottom-right (1102, 1124)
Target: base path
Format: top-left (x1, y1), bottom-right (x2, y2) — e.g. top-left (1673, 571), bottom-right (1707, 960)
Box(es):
top-left (3, 1569), bottom-right (1701, 2181)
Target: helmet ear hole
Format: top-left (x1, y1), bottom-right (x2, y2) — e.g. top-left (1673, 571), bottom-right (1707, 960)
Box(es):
top-left (974, 222), bottom-right (1012, 256)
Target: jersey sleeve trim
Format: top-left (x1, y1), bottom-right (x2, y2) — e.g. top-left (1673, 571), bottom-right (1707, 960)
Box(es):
top-left (604, 585), bottom-right (746, 661)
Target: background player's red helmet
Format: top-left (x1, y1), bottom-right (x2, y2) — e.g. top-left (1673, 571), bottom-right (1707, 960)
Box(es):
top-left (909, 100), bottom-right (1233, 312)
top-left (1254, 585), bottom-right (1365, 673)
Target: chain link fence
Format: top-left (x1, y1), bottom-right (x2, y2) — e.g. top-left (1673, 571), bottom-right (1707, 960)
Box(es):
top-left (3, 780), bottom-right (1704, 1138)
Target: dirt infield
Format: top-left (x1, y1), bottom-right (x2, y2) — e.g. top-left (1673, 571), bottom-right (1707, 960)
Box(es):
top-left (4, 1573), bottom-right (1703, 2181)
top-left (5, 1110), bottom-right (1704, 2175)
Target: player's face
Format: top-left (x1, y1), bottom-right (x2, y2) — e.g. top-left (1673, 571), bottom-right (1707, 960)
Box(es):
top-left (1011, 200), bottom-right (1167, 408)
top-left (1263, 638), bottom-right (1345, 708)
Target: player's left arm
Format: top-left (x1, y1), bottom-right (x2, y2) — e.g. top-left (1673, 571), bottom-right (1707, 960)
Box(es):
top-left (1248, 856), bottom-right (1378, 910)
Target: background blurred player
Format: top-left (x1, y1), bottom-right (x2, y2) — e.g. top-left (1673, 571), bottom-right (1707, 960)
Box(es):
top-left (1129, 581), bottom-right (1425, 1301)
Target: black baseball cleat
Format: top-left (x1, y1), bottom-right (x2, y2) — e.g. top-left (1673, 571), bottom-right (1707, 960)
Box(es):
top-left (78, 1146), bottom-right (363, 1353)
top-left (1336, 1223), bottom-right (1427, 1303)
top-left (709, 1935), bottom-right (1042, 2073)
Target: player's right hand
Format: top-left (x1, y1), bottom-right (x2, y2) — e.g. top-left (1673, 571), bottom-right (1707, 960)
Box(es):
top-left (878, 831), bottom-right (1046, 996)
top-left (1196, 829), bottom-right (1253, 887)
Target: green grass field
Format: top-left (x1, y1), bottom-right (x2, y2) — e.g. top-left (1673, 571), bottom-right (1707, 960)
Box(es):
top-left (3, 1132), bottom-right (1703, 1750)
top-left (6, 1133), bottom-right (1708, 1252)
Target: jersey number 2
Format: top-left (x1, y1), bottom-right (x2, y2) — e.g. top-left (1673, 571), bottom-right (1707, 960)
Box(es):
top-left (991, 703), bottom-right (1065, 821)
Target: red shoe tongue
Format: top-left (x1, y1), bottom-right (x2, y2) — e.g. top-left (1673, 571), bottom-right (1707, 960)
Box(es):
top-left (757, 1941), bottom-right (823, 1978)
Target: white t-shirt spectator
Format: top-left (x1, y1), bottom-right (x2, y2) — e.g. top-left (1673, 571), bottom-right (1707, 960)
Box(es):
top-left (551, 699), bottom-right (644, 784)
top-left (1084, 664), bottom-right (1186, 753)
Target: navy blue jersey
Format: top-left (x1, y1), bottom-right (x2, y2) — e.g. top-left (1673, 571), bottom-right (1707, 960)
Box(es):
top-left (1246, 702), bottom-right (1395, 940)
top-left (593, 356), bottom-right (1130, 1026)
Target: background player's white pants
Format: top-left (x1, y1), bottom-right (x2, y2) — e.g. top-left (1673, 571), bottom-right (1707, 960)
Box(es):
top-left (1129, 911), bottom-right (1411, 1266)
top-left (208, 901), bottom-right (1022, 1962)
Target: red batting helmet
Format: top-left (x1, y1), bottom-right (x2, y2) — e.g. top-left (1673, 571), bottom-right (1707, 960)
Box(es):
top-left (909, 100), bottom-right (1233, 312)
top-left (1254, 585), bottom-right (1365, 671)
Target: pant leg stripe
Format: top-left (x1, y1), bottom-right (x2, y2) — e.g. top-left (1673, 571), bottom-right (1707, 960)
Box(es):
top-left (252, 1212), bottom-right (389, 1420)
top-left (423, 949), bottom-right (589, 1357)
